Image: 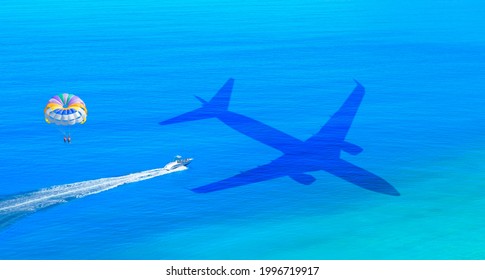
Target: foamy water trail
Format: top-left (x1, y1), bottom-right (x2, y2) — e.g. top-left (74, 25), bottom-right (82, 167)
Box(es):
top-left (0, 166), bottom-right (187, 228)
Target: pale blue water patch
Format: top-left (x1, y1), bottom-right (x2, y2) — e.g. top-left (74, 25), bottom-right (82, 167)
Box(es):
top-left (0, 0), bottom-right (485, 259)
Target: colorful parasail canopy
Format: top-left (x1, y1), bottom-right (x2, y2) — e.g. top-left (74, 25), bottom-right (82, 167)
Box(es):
top-left (44, 93), bottom-right (88, 126)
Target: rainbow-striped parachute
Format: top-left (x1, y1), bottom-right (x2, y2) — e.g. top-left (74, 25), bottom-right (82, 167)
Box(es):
top-left (44, 93), bottom-right (88, 126)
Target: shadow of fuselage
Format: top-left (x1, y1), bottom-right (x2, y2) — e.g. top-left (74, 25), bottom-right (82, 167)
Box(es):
top-left (160, 79), bottom-right (399, 196)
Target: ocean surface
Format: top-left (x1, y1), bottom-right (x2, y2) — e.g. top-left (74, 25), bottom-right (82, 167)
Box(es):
top-left (0, 0), bottom-right (484, 259)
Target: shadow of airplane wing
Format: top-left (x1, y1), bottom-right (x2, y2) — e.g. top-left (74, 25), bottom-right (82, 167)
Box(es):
top-left (323, 159), bottom-right (400, 196)
top-left (305, 81), bottom-right (365, 149)
top-left (191, 160), bottom-right (289, 193)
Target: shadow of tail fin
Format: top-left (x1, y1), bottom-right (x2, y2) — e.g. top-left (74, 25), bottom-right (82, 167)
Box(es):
top-left (160, 78), bottom-right (234, 125)
top-left (207, 78), bottom-right (234, 111)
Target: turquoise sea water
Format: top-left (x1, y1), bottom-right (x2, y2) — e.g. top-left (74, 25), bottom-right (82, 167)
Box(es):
top-left (0, 0), bottom-right (485, 259)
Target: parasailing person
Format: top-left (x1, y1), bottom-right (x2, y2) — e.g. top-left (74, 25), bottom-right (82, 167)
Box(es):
top-left (44, 93), bottom-right (88, 143)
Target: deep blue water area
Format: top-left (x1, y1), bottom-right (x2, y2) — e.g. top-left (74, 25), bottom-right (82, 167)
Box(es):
top-left (0, 0), bottom-right (484, 259)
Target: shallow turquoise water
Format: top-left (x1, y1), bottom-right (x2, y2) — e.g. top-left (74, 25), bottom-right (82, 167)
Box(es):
top-left (0, 0), bottom-right (484, 259)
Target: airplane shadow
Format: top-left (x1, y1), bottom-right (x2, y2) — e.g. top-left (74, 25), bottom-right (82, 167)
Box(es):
top-left (160, 79), bottom-right (399, 196)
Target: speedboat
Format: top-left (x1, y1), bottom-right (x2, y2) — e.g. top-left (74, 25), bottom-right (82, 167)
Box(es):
top-left (163, 155), bottom-right (193, 171)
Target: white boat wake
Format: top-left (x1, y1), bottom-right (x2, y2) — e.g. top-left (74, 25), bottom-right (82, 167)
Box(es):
top-left (0, 166), bottom-right (187, 228)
